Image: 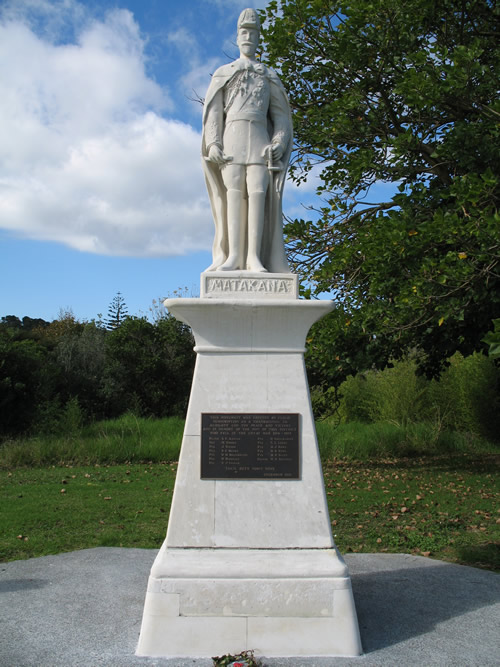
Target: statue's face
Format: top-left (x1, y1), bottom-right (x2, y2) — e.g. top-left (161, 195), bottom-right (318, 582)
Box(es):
top-left (237, 26), bottom-right (259, 58)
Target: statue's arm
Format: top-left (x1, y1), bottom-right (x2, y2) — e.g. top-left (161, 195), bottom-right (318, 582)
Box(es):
top-left (268, 82), bottom-right (292, 161)
top-left (204, 87), bottom-right (233, 165)
top-left (204, 88), bottom-right (223, 151)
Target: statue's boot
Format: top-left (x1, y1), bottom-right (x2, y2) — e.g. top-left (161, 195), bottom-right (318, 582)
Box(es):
top-left (246, 191), bottom-right (267, 272)
top-left (220, 189), bottom-right (245, 271)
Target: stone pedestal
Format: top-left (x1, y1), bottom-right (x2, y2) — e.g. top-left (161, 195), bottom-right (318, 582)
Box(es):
top-left (136, 274), bottom-right (361, 658)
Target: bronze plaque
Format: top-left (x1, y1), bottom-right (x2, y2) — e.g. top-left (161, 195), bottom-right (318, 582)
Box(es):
top-left (201, 413), bottom-right (300, 479)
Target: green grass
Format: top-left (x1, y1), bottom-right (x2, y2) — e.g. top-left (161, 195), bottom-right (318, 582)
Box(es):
top-left (323, 455), bottom-right (499, 571)
top-left (1, 415), bottom-right (497, 470)
top-left (0, 462), bottom-right (177, 561)
top-left (316, 421), bottom-right (497, 459)
top-left (0, 414), bottom-right (185, 469)
top-left (1, 416), bottom-right (498, 571)
top-left (1, 455), bottom-right (498, 571)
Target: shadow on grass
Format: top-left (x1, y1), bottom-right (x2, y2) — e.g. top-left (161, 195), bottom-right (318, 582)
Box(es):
top-left (327, 453), bottom-right (500, 475)
top-left (455, 542), bottom-right (500, 571)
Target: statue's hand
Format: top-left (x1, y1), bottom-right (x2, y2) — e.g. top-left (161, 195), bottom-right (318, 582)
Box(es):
top-left (208, 144), bottom-right (232, 165)
top-left (270, 142), bottom-right (284, 161)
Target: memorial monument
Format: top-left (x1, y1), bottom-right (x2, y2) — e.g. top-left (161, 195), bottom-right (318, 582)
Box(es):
top-left (137, 8), bottom-right (361, 658)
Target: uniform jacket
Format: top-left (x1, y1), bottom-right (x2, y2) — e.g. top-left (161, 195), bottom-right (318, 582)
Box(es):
top-left (202, 59), bottom-right (293, 273)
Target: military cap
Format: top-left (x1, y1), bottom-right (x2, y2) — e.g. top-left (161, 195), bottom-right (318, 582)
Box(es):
top-left (237, 8), bottom-right (261, 31)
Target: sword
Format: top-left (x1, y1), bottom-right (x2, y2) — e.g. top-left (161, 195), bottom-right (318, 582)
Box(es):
top-left (265, 145), bottom-right (283, 175)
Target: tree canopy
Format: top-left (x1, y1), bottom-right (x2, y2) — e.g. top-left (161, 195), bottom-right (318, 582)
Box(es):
top-left (105, 291), bottom-right (128, 330)
top-left (0, 307), bottom-right (195, 437)
top-left (260, 0), bottom-right (499, 377)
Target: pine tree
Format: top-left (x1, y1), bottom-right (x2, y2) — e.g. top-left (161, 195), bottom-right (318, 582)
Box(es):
top-left (105, 292), bottom-right (128, 330)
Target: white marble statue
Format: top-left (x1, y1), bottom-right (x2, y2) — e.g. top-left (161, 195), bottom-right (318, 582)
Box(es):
top-left (202, 8), bottom-right (293, 273)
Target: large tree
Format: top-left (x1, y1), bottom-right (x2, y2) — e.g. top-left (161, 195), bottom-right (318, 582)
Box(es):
top-left (104, 315), bottom-right (195, 419)
top-left (105, 292), bottom-right (129, 331)
top-left (260, 0), bottom-right (499, 377)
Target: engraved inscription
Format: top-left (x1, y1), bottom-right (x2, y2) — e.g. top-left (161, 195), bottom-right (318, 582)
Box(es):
top-left (201, 413), bottom-right (299, 479)
top-left (206, 277), bottom-right (293, 295)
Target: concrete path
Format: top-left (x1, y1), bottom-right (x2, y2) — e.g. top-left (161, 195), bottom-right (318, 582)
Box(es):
top-left (0, 548), bottom-right (498, 666)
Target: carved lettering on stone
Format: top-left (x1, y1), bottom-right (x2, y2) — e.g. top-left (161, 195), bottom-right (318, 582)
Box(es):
top-left (205, 276), bottom-right (294, 296)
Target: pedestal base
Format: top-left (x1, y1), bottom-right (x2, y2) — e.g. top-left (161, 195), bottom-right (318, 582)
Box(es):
top-left (137, 297), bottom-right (362, 658)
top-left (137, 546), bottom-right (361, 657)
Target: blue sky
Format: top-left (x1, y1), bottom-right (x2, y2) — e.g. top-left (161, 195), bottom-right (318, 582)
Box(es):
top-left (1, 0), bottom-right (323, 322)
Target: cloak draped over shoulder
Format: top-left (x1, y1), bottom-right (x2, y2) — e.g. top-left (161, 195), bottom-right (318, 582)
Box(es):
top-left (201, 60), bottom-right (293, 273)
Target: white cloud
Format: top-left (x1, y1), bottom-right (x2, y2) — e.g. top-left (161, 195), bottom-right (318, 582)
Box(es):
top-left (165, 24), bottom-right (223, 113)
top-left (167, 27), bottom-right (199, 65)
top-left (202, 0), bottom-right (268, 10)
top-left (179, 56), bottom-right (223, 112)
top-left (0, 2), bottom-right (213, 257)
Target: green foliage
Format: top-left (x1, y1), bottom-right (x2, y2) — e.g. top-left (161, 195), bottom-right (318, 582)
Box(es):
top-left (483, 318), bottom-right (500, 358)
top-left (316, 420), bottom-right (494, 460)
top-left (212, 650), bottom-right (260, 666)
top-left (51, 322), bottom-right (108, 422)
top-left (337, 370), bottom-right (424, 426)
top-left (1, 408), bottom-right (496, 473)
top-left (0, 327), bottom-right (58, 436)
top-left (321, 353), bottom-right (500, 440)
top-left (0, 301), bottom-right (195, 437)
top-left (105, 291), bottom-right (128, 330)
top-left (0, 415), bottom-right (184, 469)
top-left (104, 314), bottom-right (194, 419)
top-left (261, 0), bottom-right (500, 376)
top-left (57, 397), bottom-right (84, 435)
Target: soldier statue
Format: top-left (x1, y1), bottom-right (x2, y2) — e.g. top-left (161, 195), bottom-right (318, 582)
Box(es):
top-left (202, 8), bottom-right (293, 273)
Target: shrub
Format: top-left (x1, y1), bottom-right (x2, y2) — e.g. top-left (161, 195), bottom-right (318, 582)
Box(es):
top-left (427, 352), bottom-right (500, 440)
top-left (330, 353), bottom-right (500, 440)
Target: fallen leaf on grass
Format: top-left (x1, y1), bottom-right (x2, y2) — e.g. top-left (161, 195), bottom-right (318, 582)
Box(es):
top-left (60, 489), bottom-right (66, 494)
top-left (421, 551), bottom-right (431, 557)
top-left (103, 497), bottom-right (112, 500)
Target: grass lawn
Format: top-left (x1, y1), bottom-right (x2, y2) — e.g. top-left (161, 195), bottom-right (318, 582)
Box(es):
top-left (1, 454), bottom-right (498, 571)
top-left (324, 455), bottom-right (499, 570)
top-left (0, 462), bottom-right (177, 561)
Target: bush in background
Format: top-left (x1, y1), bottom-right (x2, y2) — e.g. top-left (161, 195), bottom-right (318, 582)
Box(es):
top-left (0, 308), bottom-right (195, 439)
top-left (317, 352), bottom-right (500, 441)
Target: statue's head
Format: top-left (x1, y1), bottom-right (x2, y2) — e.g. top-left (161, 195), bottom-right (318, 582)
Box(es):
top-left (237, 8), bottom-right (260, 59)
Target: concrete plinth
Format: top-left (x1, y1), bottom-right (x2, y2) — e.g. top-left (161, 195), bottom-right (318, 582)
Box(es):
top-left (137, 294), bottom-right (362, 658)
